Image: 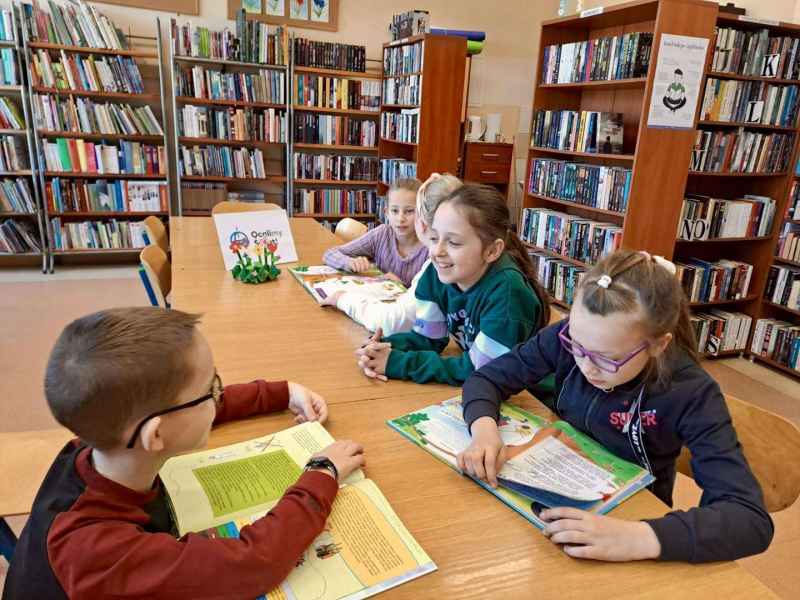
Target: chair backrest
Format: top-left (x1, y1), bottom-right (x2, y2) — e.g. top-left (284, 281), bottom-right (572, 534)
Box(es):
top-left (335, 217), bottom-right (368, 242)
top-left (676, 394), bottom-right (800, 512)
top-left (139, 245), bottom-right (171, 308)
top-left (211, 201), bottom-right (281, 214)
top-left (143, 215), bottom-right (168, 253)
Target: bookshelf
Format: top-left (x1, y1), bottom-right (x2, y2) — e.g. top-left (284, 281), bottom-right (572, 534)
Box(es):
top-left (169, 17), bottom-right (290, 216)
top-left (20, 2), bottom-right (171, 272)
top-left (289, 35), bottom-right (382, 223)
top-left (522, 0), bottom-right (718, 314)
top-left (0, 5), bottom-right (46, 271)
top-left (378, 34), bottom-right (467, 199)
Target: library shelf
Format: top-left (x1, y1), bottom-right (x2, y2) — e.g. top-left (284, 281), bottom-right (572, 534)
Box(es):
top-left (51, 248), bottom-right (141, 256)
top-left (293, 66), bottom-right (381, 79)
top-left (0, 84), bottom-right (22, 93)
top-left (379, 137), bottom-right (417, 147)
top-left (380, 103), bottom-right (419, 110)
top-left (293, 143), bottom-right (378, 152)
top-left (294, 179), bottom-right (379, 186)
top-left (39, 131), bottom-right (164, 143)
top-left (751, 354), bottom-right (800, 378)
top-left (0, 170), bottom-right (32, 176)
top-left (49, 211), bottom-right (168, 218)
top-left (537, 78), bottom-right (647, 90)
top-left (178, 137), bottom-right (284, 148)
top-left (697, 119), bottom-right (797, 132)
top-left (43, 172), bottom-right (166, 179)
top-left (0, 39), bottom-right (15, 48)
top-left (0, 212), bottom-right (36, 218)
top-left (522, 242), bottom-right (589, 268)
top-left (688, 170), bottom-right (790, 177)
top-left (292, 105), bottom-right (380, 117)
top-left (27, 42), bottom-right (157, 59)
top-left (763, 301), bottom-right (800, 318)
top-left (527, 193), bottom-right (626, 219)
top-left (701, 349), bottom-right (744, 358)
top-left (706, 70), bottom-right (800, 85)
top-left (382, 71), bottom-right (422, 79)
top-left (774, 256), bottom-right (800, 268)
top-left (546, 294), bottom-right (571, 311)
top-left (32, 86), bottom-right (158, 102)
top-left (0, 251), bottom-right (40, 257)
top-left (0, 129), bottom-right (26, 135)
top-left (385, 34), bottom-right (426, 47)
top-left (530, 146), bottom-right (635, 161)
top-left (181, 175), bottom-right (287, 183)
top-left (675, 235), bottom-right (773, 243)
top-left (173, 55), bottom-right (287, 70)
top-left (174, 96), bottom-right (285, 110)
top-left (293, 213), bottom-right (376, 219)
top-left (689, 294), bottom-right (759, 308)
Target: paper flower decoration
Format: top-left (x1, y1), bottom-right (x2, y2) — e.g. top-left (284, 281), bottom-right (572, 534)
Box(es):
top-left (230, 238), bottom-right (281, 284)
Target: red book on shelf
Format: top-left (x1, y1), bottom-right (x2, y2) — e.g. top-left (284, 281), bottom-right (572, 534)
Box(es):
top-left (86, 143), bottom-right (98, 173)
top-left (67, 139), bottom-right (80, 173)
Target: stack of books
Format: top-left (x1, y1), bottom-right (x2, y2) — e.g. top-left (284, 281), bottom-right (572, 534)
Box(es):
top-left (765, 264), bottom-right (800, 310)
top-left (175, 66), bottom-right (285, 104)
top-left (528, 158), bottom-right (631, 213)
top-left (677, 194), bottom-right (776, 240)
top-left (295, 113), bottom-right (376, 146)
top-left (0, 179), bottom-right (35, 213)
top-left (751, 319), bottom-right (800, 370)
top-left (691, 310), bottom-right (752, 355)
top-left (700, 79), bottom-right (799, 127)
top-left (713, 27), bottom-right (800, 80)
top-left (520, 208), bottom-right (622, 265)
top-left (382, 75), bottom-right (420, 105)
top-left (528, 250), bottom-right (585, 307)
top-left (531, 110), bottom-right (624, 154)
top-left (293, 188), bottom-right (377, 215)
top-left (294, 75), bottom-right (380, 112)
top-left (0, 219), bottom-right (40, 253)
top-left (179, 145), bottom-right (268, 179)
top-left (31, 49), bottom-right (145, 94)
top-left (293, 38), bottom-right (366, 71)
top-left (0, 136), bottom-right (29, 171)
top-left (381, 109), bottom-right (418, 143)
top-left (690, 129), bottom-right (792, 173)
top-left (22, 0), bottom-right (129, 50)
top-left (380, 158), bottom-right (417, 185)
top-left (49, 217), bottom-right (148, 250)
top-left (42, 139), bottom-right (165, 175)
top-left (541, 32), bottom-right (654, 84)
top-left (675, 258), bottom-right (754, 303)
top-left (33, 94), bottom-right (163, 136)
top-left (293, 153), bottom-right (378, 181)
top-left (384, 42), bottom-right (423, 76)
top-left (178, 105), bottom-right (286, 143)
top-left (46, 178), bottom-right (167, 213)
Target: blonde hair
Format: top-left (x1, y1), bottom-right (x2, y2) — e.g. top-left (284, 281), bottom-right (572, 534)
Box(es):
top-left (388, 178), bottom-right (421, 196)
top-left (417, 174), bottom-right (462, 226)
top-left (578, 249), bottom-right (698, 386)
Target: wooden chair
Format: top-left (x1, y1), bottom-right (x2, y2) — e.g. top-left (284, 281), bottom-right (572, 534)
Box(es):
top-left (139, 245), bottom-right (171, 308)
top-left (142, 215), bottom-right (168, 253)
top-left (335, 217), bottom-right (368, 242)
top-left (211, 201), bottom-right (281, 214)
top-left (676, 394), bottom-right (800, 512)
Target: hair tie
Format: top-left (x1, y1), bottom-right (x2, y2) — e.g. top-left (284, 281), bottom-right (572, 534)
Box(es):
top-left (598, 274), bottom-right (612, 289)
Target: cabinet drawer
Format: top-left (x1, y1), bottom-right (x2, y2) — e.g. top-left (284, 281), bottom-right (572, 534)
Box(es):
top-left (464, 144), bottom-right (513, 167)
top-left (464, 164), bottom-right (510, 184)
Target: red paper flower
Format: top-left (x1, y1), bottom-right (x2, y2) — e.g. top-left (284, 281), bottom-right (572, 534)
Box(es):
top-left (267, 240), bottom-right (278, 253)
top-left (230, 241), bottom-right (241, 253)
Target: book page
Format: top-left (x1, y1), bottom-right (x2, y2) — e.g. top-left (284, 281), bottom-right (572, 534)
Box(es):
top-left (290, 265), bottom-right (406, 304)
top-left (160, 422), bottom-right (364, 535)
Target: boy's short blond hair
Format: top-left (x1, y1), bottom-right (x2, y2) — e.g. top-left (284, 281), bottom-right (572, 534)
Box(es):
top-left (417, 174), bottom-right (462, 226)
top-left (45, 307), bottom-right (201, 449)
top-left (388, 178), bottom-right (421, 195)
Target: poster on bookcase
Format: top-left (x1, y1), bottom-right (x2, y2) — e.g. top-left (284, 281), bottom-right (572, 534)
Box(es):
top-left (213, 209), bottom-right (298, 271)
top-left (647, 33), bottom-right (709, 130)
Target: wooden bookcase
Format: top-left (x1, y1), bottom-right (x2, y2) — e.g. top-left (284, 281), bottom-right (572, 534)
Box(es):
top-left (522, 0), bottom-right (718, 312)
top-left (289, 39), bottom-right (382, 223)
top-left (169, 29), bottom-right (289, 217)
top-left (0, 5), bottom-right (46, 272)
top-left (378, 34), bottom-right (466, 197)
top-left (21, 16), bottom-right (170, 272)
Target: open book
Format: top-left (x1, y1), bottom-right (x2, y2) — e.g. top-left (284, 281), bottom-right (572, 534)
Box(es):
top-left (388, 397), bottom-right (654, 528)
top-left (160, 421), bottom-right (435, 600)
top-left (290, 265), bottom-right (407, 304)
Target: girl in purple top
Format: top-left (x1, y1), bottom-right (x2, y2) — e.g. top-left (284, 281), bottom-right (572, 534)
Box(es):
top-left (322, 179), bottom-right (428, 287)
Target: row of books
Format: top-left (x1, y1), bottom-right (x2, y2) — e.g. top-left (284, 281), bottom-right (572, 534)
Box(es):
top-left (520, 208), bottom-right (622, 265)
top-left (751, 319), bottom-right (800, 370)
top-left (531, 110), bottom-right (624, 155)
top-left (692, 311), bottom-right (752, 355)
top-left (677, 194), bottom-right (776, 240)
top-left (293, 188), bottom-right (378, 216)
top-left (49, 217), bottom-right (147, 250)
top-left (776, 222), bottom-right (800, 263)
top-left (178, 105), bottom-right (286, 143)
top-left (382, 75), bottom-right (420, 106)
top-left (380, 159), bottom-right (417, 185)
top-left (528, 251), bottom-right (585, 307)
top-left (31, 50), bottom-right (145, 95)
top-left (179, 145), bottom-right (269, 179)
top-left (46, 178), bottom-right (168, 214)
top-left (32, 94), bottom-right (163, 136)
top-left (765, 265), bottom-right (800, 311)
top-left (0, 97), bottom-right (23, 129)
top-left (381, 109), bottom-right (419, 144)
top-left (787, 179), bottom-right (800, 220)
top-left (712, 27), bottom-right (800, 80)
top-left (690, 129), bottom-right (792, 174)
top-left (22, 0), bottom-right (128, 50)
top-left (0, 219), bottom-right (40, 254)
top-left (0, 48), bottom-right (18, 86)
top-left (675, 258), bottom-right (754, 303)
top-left (294, 114), bottom-right (377, 147)
top-left (171, 13), bottom-right (288, 65)
top-left (384, 42), bottom-right (423, 76)
top-left (0, 178), bottom-right (35, 213)
top-left (293, 153), bottom-right (378, 182)
top-left (293, 37), bottom-right (366, 72)
top-left (0, 9), bottom-right (14, 42)
top-left (176, 66), bottom-right (285, 105)
top-left (294, 75), bottom-right (380, 112)
top-left (700, 79), bottom-right (800, 128)
top-left (43, 139), bottom-right (165, 176)
top-left (540, 32), bottom-right (653, 85)
top-left (0, 136), bottom-right (28, 171)
top-left (527, 158), bottom-right (632, 213)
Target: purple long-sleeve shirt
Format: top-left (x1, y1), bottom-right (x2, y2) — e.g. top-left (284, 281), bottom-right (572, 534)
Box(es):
top-left (322, 224), bottom-right (428, 287)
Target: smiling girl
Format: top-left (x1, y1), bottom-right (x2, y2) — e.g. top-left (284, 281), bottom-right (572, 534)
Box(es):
top-left (322, 178), bottom-right (427, 287)
top-left (459, 249), bottom-right (773, 563)
top-left (356, 183), bottom-right (550, 385)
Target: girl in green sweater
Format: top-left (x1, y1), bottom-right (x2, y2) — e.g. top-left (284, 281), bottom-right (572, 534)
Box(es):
top-left (356, 184), bottom-right (550, 385)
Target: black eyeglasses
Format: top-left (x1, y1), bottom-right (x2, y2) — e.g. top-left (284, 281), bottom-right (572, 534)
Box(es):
top-left (126, 372), bottom-right (223, 449)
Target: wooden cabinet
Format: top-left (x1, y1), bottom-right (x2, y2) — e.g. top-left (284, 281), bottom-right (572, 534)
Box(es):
top-left (462, 141), bottom-right (514, 196)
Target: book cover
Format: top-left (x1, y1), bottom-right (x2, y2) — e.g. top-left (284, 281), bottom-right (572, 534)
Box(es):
top-left (290, 265), bottom-right (407, 304)
top-left (597, 112), bottom-right (624, 154)
top-left (388, 397), bottom-right (654, 530)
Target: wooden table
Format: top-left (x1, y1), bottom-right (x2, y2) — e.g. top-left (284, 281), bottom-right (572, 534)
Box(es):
top-left (169, 217), bottom-right (777, 599)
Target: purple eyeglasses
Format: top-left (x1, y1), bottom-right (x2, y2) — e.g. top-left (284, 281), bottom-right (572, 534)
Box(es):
top-left (558, 323), bottom-right (649, 374)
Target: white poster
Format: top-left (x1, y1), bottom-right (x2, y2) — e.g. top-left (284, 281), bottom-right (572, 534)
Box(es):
top-left (647, 33), bottom-right (709, 130)
top-left (213, 210), bottom-right (298, 271)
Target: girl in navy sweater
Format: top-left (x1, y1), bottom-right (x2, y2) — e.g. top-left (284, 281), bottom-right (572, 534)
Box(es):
top-left (460, 249), bottom-right (773, 563)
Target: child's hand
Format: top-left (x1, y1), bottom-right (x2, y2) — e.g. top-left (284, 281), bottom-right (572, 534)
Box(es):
top-left (540, 508), bottom-right (661, 561)
top-left (457, 416), bottom-right (507, 487)
top-left (355, 335), bottom-right (391, 381)
top-left (348, 257), bottom-right (371, 272)
top-left (287, 382), bottom-right (328, 424)
top-left (319, 290), bottom-right (345, 307)
top-left (384, 272), bottom-right (402, 283)
top-left (312, 440), bottom-right (365, 481)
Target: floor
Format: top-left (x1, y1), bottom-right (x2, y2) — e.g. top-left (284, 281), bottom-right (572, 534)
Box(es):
top-left (0, 267), bottom-right (799, 597)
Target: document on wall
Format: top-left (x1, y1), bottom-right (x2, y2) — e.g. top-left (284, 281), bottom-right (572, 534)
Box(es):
top-left (647, 33), bottom-right (709, 129)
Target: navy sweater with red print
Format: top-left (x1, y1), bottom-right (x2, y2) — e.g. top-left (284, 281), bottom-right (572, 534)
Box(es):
top-left (2, 380), bottom-right (339, 600)
top-left (462, 320), bottom-right (774, 563)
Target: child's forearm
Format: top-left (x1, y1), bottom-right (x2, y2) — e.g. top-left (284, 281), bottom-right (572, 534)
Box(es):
top-left (214, 381), bottom-right (289, 425)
